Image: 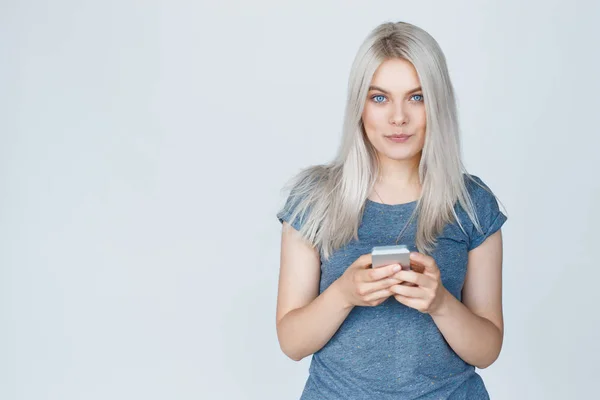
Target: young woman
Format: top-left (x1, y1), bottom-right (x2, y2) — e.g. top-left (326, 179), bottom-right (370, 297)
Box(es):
top-left (276, 21), bottom-right (507, 400)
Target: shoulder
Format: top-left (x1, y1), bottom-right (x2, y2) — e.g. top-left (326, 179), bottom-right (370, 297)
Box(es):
top-left (276, 164), bottom-right (330, 231)
top-left (460, 174), bottom-right (507, 251)
top-left (461, 174), bottom-right (505, 215)
top-left (464, 174), bottom-right (494, 200)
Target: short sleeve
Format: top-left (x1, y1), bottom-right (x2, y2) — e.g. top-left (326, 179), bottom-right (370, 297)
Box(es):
top-left (466, 175), bottom-right (507, 251)
top-left (276, 189), bottom-right (309, 232)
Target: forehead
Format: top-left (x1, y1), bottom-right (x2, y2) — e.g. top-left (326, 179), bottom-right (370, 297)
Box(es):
top-left (370, 58), bottom-right (421, 92)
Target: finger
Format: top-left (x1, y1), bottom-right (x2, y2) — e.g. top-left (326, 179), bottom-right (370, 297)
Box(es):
top-left (366, 277), bottom-right (405, 293)
top-left (409, 263), bottom-right (426, 274)
top-left (389, 284), bottom-right (423, 298)
top-left (356, 277), bottom-right (401, 298)
top-left (389, 271), bottom-right (416, 286)
top-left (390, 270), bottom-right (433, 288)
top-left (364, 263), bottom-right (401, 282)
top-left (394, 294), bottom-right (424, 310)
top-left (364, 288), bottom-right (393, 302)
top-left (355, 253), bottom-right (373, 269)
top-left (409, 252), bottom-right (438, 274)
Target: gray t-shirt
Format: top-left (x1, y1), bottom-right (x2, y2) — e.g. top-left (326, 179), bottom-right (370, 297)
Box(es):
top-left (277, 175), bottom-right (507, 400)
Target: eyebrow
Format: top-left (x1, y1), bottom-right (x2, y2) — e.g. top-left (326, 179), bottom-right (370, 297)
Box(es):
top-left (368, 85), bottom-right (422, 95)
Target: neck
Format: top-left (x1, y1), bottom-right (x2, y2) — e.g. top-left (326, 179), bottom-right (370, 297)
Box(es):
top-left (376, 153), bottom-right (421, 186)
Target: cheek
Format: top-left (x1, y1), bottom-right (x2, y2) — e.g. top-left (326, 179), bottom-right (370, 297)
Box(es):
top-left (362, 105), bottom-right (386, 132)
top-left (412, 108), bottom-right (427, 131)
top-left (361, 107), bottom-right (374, 129)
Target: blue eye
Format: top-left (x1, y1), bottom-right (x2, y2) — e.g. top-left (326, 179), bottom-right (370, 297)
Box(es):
top-left (371, 95), bottom-right (387, 103)
top-left (411, 94), bottom-right (424, 102)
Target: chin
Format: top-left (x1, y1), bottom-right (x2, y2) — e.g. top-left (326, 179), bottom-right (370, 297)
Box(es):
top-left (381, 148), bottom-right (420, 161)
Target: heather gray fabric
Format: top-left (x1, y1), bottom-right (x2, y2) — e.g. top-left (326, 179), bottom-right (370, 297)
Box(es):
top-left (277, 175), bottom-right (507, 399)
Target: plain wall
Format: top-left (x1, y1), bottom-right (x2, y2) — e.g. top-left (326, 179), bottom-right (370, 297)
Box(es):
top-left (1, 1), bottom-right (599, 399)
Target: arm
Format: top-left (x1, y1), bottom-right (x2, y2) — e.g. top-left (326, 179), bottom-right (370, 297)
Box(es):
top-left (430, 229), bottom-right (504, 369)
top-left (276, 222), bottom-right (401, 361)
top-left (275, 222), bottom-right (352, 361)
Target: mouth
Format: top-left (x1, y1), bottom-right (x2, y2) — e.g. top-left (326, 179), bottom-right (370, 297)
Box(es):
top-left (385, 133), bottom-right (413, 143)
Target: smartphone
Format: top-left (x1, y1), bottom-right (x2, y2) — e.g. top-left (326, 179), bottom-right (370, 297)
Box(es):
top-left (371, 245), bottom-right (411, 270)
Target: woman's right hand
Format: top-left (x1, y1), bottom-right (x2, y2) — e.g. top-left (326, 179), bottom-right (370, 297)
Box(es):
top-left (335, 254), bottom-right (402, 308)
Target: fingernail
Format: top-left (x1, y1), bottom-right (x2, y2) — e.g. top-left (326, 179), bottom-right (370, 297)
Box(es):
top-left (393, 264), bottom-right (401, 272)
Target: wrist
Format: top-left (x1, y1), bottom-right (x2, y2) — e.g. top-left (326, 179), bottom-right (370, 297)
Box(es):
top-left (331, 279), bottom-right (354, 311)
top-left (430, 288), bottom-right (453, 318)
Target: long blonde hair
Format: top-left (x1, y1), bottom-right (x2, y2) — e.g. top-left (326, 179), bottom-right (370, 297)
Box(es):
top-left (278, 21), bottom-right (484, 260)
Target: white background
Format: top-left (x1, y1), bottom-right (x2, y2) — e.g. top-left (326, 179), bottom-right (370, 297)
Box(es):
top-left (2, 1), bottom-right (599, 399)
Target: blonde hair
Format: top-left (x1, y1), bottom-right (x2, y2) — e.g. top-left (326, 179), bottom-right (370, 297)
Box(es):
top-left (278, 21), bottom-right (485, 260)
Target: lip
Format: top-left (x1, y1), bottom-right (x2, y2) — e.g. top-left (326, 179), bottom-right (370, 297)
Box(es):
top-left (386, 134), bottom-right (412, 143)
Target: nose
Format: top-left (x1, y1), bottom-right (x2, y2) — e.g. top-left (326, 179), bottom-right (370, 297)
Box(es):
top-left (389, 102), bottom-right (408, 126)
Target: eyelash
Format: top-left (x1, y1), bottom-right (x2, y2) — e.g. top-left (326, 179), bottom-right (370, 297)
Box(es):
top-left (370, 94), bottom-right (424, 103)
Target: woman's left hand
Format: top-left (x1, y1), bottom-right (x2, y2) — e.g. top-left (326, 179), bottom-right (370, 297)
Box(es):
top-left (389, 252), bottom-right (450, 316)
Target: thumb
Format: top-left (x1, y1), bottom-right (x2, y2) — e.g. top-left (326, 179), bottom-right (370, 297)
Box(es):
top-left (355, 253), bottom-right (373, 269)
top-left (409, 252), bottom-right (437, 273)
